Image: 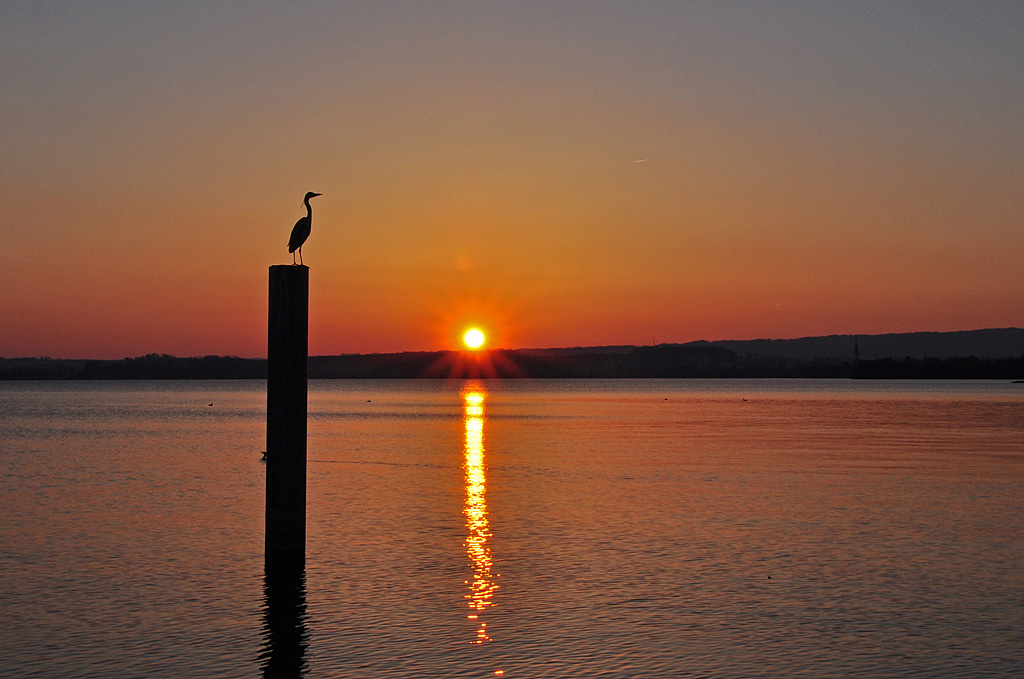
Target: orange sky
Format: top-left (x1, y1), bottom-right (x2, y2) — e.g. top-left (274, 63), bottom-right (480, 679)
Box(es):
top-left (2, 2), bottom-right (1022, 358)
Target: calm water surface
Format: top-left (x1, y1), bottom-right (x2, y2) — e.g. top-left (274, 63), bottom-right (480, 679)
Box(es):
top-left (1, 379), bottom-right (1023, 678)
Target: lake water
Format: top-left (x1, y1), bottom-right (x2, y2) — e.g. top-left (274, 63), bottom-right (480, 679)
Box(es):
top-left (1, 379), bottom-right (1022, 678)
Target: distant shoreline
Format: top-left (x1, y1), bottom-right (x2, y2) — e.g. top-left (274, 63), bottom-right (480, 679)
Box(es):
top-left (3, 327), bottom-right (1024, 382)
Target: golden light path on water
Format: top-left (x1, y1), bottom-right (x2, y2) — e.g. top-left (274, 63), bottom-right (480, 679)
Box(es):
top-left (461, 384), bottom-right (498, 645)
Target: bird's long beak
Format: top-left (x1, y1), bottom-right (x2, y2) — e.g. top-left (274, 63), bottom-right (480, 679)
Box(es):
top-left (312, 192), bottom-right (322, 197)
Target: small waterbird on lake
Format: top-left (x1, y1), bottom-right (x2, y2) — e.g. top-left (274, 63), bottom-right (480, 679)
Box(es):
top-left (288, 191), bottom-right (322, 265)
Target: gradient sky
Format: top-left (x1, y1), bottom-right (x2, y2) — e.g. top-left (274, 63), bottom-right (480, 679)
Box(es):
top-left (2, 1), bottom-right (1022, 358)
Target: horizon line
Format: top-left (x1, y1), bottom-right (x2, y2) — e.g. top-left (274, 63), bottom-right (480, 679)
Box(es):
top-left (3, 326), bottom-right (1022, 362)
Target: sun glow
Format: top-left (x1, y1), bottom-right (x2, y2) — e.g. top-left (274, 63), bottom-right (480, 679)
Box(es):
top-left (463, 328), bottom-right (486, 350)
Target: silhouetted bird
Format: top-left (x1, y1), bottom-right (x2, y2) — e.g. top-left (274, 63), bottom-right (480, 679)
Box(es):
top-left (288, 192), bottom-right (322, 265)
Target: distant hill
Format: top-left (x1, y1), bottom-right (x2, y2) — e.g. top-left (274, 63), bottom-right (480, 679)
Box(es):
top-left (686, 328), bottom-right (1024, 361)
top-left (516, 345), bottom-right (636, 356)
top-left (2, 328), bottom-right (1023, 380)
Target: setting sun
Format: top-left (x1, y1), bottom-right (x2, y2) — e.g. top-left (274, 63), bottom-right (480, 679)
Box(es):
top-left (463, 328), bottom-right (486, 350)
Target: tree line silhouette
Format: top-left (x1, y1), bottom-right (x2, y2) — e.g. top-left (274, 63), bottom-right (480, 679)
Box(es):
top-left (2, 347), bottom-right (1023, 380)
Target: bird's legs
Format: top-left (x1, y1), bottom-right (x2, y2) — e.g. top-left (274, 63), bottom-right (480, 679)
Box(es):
top-left (298, 247), bottom-right (304, 266)
top-left (292, 250), bottom-right (297, 265)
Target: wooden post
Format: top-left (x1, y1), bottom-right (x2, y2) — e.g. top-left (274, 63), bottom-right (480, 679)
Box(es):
top-left (260, 551), bottom-right (308, 676)
top-left (266, 264), bottom-right (308, 557)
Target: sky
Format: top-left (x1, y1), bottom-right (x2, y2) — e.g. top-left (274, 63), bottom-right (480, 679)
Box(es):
top-left (2, 1), bottom-right (1022, 358)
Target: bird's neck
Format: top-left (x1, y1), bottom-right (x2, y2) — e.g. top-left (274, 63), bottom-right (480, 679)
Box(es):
top-left (304, 198), bottom-right (312, 217)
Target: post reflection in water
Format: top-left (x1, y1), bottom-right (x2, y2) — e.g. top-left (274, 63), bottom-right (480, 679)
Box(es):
top-left (461, 383), bottom-right (499, 644)
top-left (259, 554), bottom-right (309, 678)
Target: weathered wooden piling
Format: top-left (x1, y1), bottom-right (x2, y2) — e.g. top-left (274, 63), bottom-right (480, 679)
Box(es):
top-left (266, 264), bottom-right (308, 557)
top-left (261, 553), bottom-right (308, 675)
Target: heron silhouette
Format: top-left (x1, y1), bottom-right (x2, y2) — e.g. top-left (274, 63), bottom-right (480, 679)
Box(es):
top-left (288, 192), bottom-right (321, 265)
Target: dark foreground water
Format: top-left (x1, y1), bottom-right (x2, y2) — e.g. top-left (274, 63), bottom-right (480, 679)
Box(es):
top-left (1, 379), bottom-right (1022, 678)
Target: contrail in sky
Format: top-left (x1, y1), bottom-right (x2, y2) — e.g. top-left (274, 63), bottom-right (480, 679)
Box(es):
top-left (633, 159), bottom-right (650, 163)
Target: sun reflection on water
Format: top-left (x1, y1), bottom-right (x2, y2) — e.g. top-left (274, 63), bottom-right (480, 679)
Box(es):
top-left (462, 383), bottom-right (498, 644)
